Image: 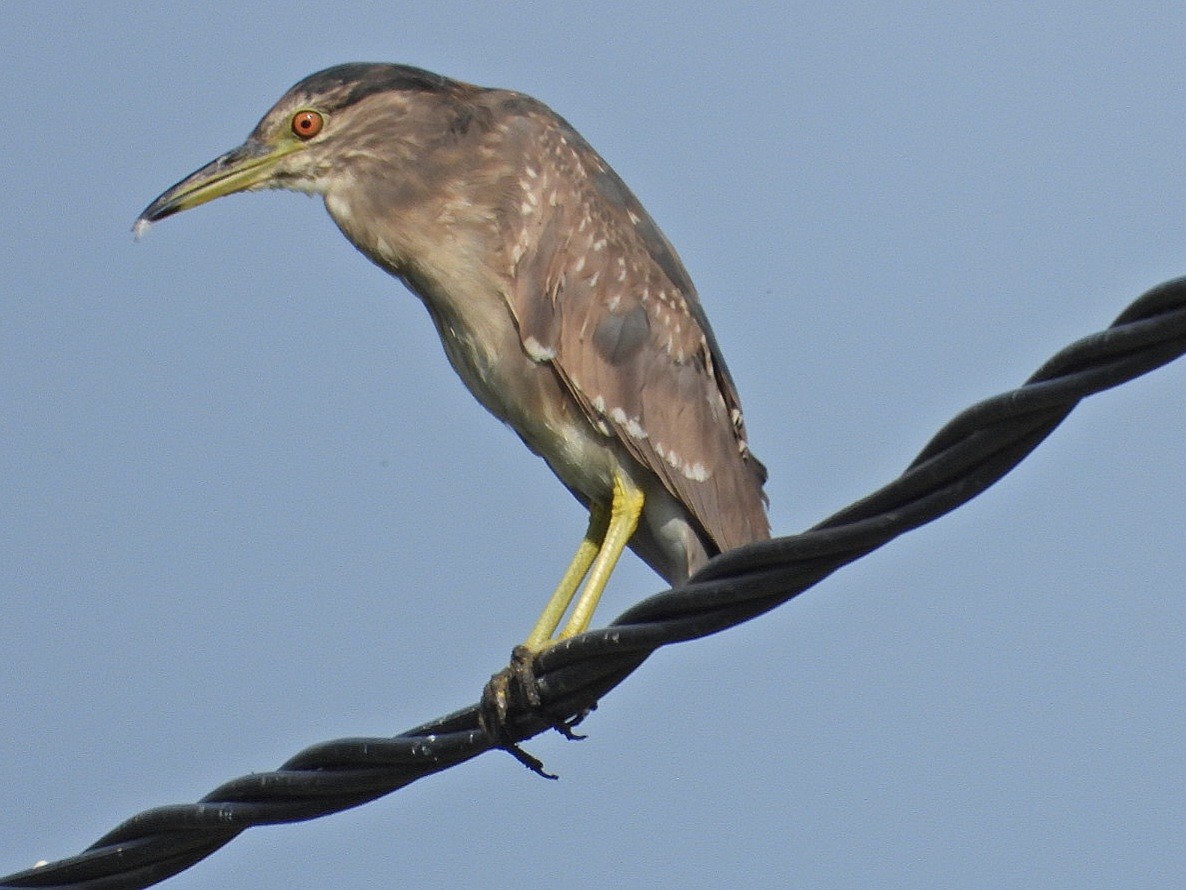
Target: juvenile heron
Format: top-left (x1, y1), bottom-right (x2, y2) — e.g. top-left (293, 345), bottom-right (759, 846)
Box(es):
top-left (137, 63), bottom-right (769, 652)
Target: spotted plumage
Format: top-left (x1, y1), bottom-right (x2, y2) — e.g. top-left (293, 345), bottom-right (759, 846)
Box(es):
top-left (492, 100), bottom-right (768, 555)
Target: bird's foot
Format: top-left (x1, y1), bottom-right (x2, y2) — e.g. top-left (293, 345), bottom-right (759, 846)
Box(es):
top-left (479, 645), bottom-right (597, 777)
top-left (479, 645), bottom-right (557, 779)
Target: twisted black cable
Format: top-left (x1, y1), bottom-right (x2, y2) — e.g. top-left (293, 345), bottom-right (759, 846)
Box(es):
top-left (5, 276), bottom-right (1186, 890)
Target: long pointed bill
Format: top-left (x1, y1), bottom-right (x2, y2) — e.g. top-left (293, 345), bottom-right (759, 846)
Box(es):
top-left (134, 138), bottom-right (300, 237)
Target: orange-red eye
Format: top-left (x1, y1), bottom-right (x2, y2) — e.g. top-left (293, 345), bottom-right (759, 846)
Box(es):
top-left (291, 110), bottom-right (324, 139)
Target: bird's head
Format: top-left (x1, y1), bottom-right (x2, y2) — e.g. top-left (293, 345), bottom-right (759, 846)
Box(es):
top-left (135, 63), bottom-right (477, 236)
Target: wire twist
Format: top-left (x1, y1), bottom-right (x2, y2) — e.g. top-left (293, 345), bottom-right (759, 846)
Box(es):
top-left (5, 276), bottom-right (1186, 890)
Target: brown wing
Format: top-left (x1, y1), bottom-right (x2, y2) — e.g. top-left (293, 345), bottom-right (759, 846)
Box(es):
top-left (498, 101), bottom-right (769, 552)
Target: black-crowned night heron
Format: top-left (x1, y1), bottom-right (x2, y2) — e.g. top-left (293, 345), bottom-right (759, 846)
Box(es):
top-left (137, 63), bottom-right (769, 653)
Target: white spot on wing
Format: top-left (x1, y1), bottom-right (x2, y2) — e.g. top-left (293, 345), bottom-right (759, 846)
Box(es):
top-left (623, 417), bottom-right (647, 440)
top-left (523, 336), bottom-right (555, 362)
top-left (655, 441), bottom-right (709, 482)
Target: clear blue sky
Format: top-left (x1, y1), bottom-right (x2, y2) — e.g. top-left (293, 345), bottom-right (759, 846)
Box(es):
top-left (3, 4), bottom-right (1185, 888)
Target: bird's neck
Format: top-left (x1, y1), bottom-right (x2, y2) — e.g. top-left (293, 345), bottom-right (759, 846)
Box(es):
top-left (322, 179), bottom-right (522, 411)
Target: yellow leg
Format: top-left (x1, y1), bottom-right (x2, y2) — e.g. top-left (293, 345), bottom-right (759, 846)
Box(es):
top-left (523, 503), bottom-right (609, 651)
top-left (557, 470), bottom-right (645, 641)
